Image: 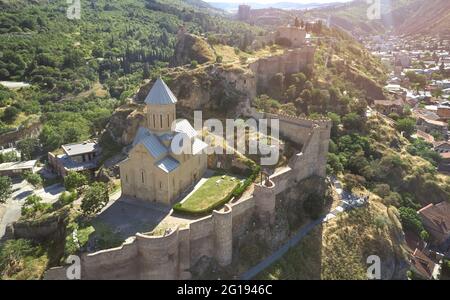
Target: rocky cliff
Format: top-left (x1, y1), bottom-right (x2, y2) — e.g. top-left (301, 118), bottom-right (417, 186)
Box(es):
top-left (105, 103), bottom-right (145, 145)
top-left (171, 32), bottom-right (216, 66)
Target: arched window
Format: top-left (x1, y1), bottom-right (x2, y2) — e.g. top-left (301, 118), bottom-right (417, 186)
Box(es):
top-left (167, 114), bottom-right (170, 127)
top-left (153, 115), bottom-right (156, 128)
top-left (160, 114), bottom-right (163, 128)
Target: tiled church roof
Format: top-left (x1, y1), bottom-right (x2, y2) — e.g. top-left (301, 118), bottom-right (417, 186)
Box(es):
top-left (144, 77), bottom-right (178, 105)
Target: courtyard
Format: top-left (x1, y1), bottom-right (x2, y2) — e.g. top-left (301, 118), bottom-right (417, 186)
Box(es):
top-left (175, 172), bottom-right (242, 214)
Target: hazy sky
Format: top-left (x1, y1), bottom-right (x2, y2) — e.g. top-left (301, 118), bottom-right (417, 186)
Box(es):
top-left (205, 0), bottom-right (352, 3)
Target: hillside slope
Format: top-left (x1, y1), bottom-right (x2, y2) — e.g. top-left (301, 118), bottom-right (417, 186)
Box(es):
top-left (392, 0), bottom-right (450, 36)
top-left (307, 0), bottom-right (450, 37)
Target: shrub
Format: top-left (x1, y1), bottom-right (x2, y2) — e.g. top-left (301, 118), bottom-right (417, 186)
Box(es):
top-left (64, 171), bottom-right (88, 192)
top-left (190, 60), bottom-right (198, 68)
top-left (21, 195), bottom-right (52, 219)
top-left (388, 112), bottom-right (399, 121)
top-left (215, 55), bottom-right (223, 63)
top-left (55, 191), bottom-right (78, 208)
top-left (0, 176), bottom-right (12, 203)
top-left (398, 206), bottom-right (424, 234)
top-left (23, 171), bottom-right (43, 187)
top-left (1, 106), bottom-right (19, 123)
top-left (0, 151), bottom-right (19, 163)
top-left (372, 183), bottom-right (390, 198)
top-left (343, 173), bottom-right (366, 191)
top-left (382, 192), bottom-right (402, 207)
top-left (0, 239), bottom-right (48, 280)
top-left (420, 230), bottom-right (430, 242)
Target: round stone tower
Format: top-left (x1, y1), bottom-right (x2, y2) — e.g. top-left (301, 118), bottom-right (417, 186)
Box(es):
top-left (254, 178), bottom-right (277, 225)
top-left (213, 204), bottom-right (233, 266)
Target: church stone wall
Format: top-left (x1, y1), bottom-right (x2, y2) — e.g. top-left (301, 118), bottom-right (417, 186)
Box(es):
top-left (44, 113), bottom-right (330, 280)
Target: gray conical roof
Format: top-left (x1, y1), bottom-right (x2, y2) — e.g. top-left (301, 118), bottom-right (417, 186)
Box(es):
top-left (144, 77), bottom-right (178, 105)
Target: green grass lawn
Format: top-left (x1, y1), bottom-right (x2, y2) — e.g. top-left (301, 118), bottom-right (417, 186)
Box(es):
top-left (177, 173), bottom-right (240, 212)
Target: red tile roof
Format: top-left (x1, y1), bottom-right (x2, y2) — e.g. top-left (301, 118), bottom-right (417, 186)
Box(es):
top-left (418, 201), bottom-right (450, 236)
top-left (410, 248), bottom-right (436, 279)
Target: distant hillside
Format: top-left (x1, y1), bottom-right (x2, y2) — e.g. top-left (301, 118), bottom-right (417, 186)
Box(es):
top-left (392, 0), bottom-right (450, 36)
top-left (0, 0), bottom-right (261, 96)
top-left (305, 0), bottom-right (450, 37)
top-left (208, 1), bottom-right (337, 12)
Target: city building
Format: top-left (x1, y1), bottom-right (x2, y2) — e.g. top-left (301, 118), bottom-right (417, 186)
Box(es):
top-left (0, 160), bottom-right (37, 177)
top-left (373, 99), bottom-right (405, 115)
top-left (409, 248), bottom-right (441, 280)
top-left (237, 4), bottom-right (251, 21)
top-left (48, 140), bottom-right (101, 177)
top-left (418, 202), bottom-right (450, 247)
top-left (416, 116), bottom-right (448, 139)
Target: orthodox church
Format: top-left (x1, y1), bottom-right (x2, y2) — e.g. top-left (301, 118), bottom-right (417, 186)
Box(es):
top-left (119, 78), bottom-right (208, 205)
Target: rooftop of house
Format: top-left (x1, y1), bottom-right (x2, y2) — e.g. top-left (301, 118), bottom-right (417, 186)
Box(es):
top-left (440, 152), bottom-right (450, 160)
top-left (144, 77), bottom-right (178, 106)
top-left (433, 141), bottom-right (450, 148)
top-left (410, 248), bottom-right (437, 279)
top-left (418, 116), bottom-right (448, 127)
top-left (374, 99), bottom-right (404, 106)
top-left (57, 154), bottom-right (98, 172)
top-left (415, 130), bottom-right (435, 144)
top-left (418, 201), bottom-right (450, 236)
top-left (0, 160), bottom-right (37, 172)
top-left (62, 141), bottom-right (100, 157)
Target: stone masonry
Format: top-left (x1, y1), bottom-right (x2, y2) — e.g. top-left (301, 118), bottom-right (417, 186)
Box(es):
top-left (44, 111), bottom-right (331, 280)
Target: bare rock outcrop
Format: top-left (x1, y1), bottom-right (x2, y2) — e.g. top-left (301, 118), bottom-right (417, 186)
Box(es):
top-left (105, 103), bottom-right (145, 145)
top-left (171, 33), bottom-right (216, 66)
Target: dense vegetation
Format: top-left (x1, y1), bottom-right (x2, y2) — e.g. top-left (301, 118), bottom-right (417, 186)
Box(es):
top-left (0, 0), bottom-right (260, 95)
top-left (252, 26), bottom-right (450, 248)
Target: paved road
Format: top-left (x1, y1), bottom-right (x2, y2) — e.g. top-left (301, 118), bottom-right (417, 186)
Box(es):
top-left (239, 177), bottom-right (366, 280)
top-left (0, 180), bottom-right (65, 240)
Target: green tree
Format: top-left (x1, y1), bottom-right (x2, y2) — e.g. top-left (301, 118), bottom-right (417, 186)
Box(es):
top-left (16, 138), bottom-right (38, 161)
top-left (2, 106), bottom-right (19, 123)
top-left (0, 176), bottom-right (12, 203)
top-left (81, 182), bottom-right (109, 215)
top-left (395, 117), bottom-right (416, 138)
top-left (342, 112), bottom-right (363, 131)
top-left (64, 171), bottom-right (88, 192)
top-left (327, 153), bottom-right (343, 175)
top-left (143, 63), bottom-right (150, 79)
top-left (398, 206), bottom-right (424, 234)
top-left (39, 125), bottom-right (63, 151)
top-left (327, 112), bottom-right (341, 138)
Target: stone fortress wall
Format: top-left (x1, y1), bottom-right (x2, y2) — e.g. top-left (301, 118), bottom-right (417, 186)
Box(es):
top-left (44, 112), bottom-right (331, 280)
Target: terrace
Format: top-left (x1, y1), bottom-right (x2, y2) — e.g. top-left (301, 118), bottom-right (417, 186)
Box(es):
top-left (174, 172), bottom-right (242, 215)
